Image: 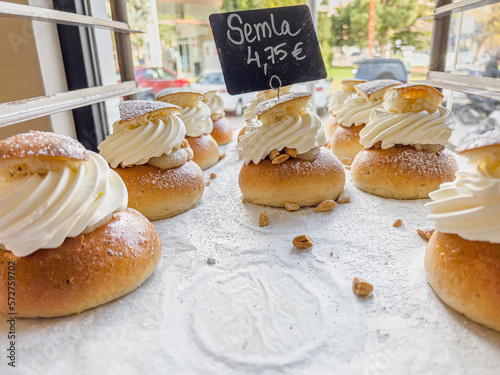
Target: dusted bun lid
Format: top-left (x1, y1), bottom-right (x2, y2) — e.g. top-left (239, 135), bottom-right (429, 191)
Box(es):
top-left (341, 78), bottom-right (367, 92)
top-left (456, 127), bottom-right (500, 155)
top-left (354, 79), bottom-right (401, 101)
top-left (155, 87), bottom-right (204, 108)
top-left (383, 83), bottom-right (444, 113)
top-left (0, 131), bottom-right (88, 176)
top-left (117, 100), bottom-right (182, 129)
top-left (256, 92), bottom-right (312, 125)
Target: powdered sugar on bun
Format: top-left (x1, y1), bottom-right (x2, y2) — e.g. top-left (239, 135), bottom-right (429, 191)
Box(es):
top-left (119, 100), bottom-right (181, 122)
top-left (0, 131), bottom-right (88, 162)
top-left (155, 87), bottom-right (203, 100)
top-left (355, 80), bottom-right (401, 101)
top-left (456, 127), bottom-right (500, 154)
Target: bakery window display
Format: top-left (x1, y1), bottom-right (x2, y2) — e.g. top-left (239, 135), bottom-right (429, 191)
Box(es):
top-left (202, 90), bottom-right (233, 146)
top-left (98, 100), bottom-right (205, 220)
top-left (424, 128), bottom-right (500, 331)
top-left (155, 88), bottom-right (219, 170)
top-left (324, 78), bottom-right (367, 140)
top-left (350, 83), bottom-right (458, 199)
top-left (237, 92), bottom-right (345, 207)
top-left (330, 79), bottom-right (400, 160)
top-left (0, 131), bottom-right (162, 318)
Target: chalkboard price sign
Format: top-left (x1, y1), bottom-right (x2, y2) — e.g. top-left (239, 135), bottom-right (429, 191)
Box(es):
top-left (209, 5), bottom-right (327, 95)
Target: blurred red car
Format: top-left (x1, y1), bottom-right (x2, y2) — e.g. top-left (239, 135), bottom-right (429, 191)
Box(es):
top-left (135, 67), bottom-right (190, 100)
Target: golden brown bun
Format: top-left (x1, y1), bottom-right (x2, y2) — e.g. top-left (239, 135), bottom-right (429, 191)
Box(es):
top-left (113, 161), bottom-right (204, 220)
top-left (186, 134), bottom-right (220, 170)
top-left (351, 145), bottom-right (458, 199)
top-left (239, 148), bottom-right (345, 207)
top-left (211, 117), bottom-right (233, 146)
top-left (425, 231), bottom-right (500, 331)
top-left (0, 208), bottom-right (161, 318)
top-left (330, 124), bottom-right (365, 159)
top-left (341, 78), bottom-right (367, 91)
top-left (354, 80), bottom-right (401, 101)
top-left (324, 116), bottom-right (338, 139)
top-left (155, 88), bottom-right (204, 108)
top-left (456, 128), bottom-right (500, 170)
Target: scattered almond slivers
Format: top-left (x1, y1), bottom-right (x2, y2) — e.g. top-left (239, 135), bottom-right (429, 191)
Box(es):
top-left (284, 147), bottom-right (298, 158)
top-left (344, 165), bottom-right (351, 170)
top-left (352, 277), bottom-right (374, 296)
top-left (285, 202), bottom-right (300, 212)
top-left (259, 212), bottom-right (269, 227)
top-left (210, 173), bottom-right (217, 179)
top-left (316, 200), bottom-right (336, 212)
top-left (293, 234), bottom-right (314, 249)
top-left (219, 152), bottom-right (226, 160)
top-left (242, 198), bottom-right (247, 204)
top-left (417, 228), bottom-right (435, 241)
top-left (205, 181), bottom-right (211, 186)
top-left (269, 149), bottom-right (280, 160)
top-left (337, 192), bottom-right (350, 204)
top-left (271, 153), bottom-right (289, 165)
top-left (393, 219), bottom-right (403, 228)
top-left (340, 157), bottom-right (353, 165)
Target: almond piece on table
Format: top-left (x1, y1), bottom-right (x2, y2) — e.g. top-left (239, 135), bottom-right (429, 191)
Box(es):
top-left (337, 192), bottom-right (350, 204)
top-left (293, 235), bottom-right (314, 249)
top-left (285, 202), bottom-right (300, 212)
top-left (259, 212), bottom-right (269, 227)
top-left (352, 277), bottom-right (374, 296)
top-left (417, 228), bottom-right (435, 240)
top-left (210, 173), bottom-right (217, 179)
top-left (316, 200), bottom-right (336, 212)
top-left (393, 219), bottom-right (403, 227)
top-left (340, 157), bottom-right (353, 165)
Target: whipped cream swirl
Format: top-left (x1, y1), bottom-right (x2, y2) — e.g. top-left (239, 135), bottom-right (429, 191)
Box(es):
top-left (181, 103), bottom-right (213, 137)
top-left (243, 97), bottom-right (261, 123)
top-left (426, 161), bottom-right (500, 243)
top-left (205, 94), bottom-right (225, 118)
top-left (335, 95), bottom-right (382, 127)
top-left (237, 112), bottom-right (326, 165)
top-left (327, 90), bottom-right (353, 114)
top-left (0, 152), bottom-right (127, 257)
top-left (98, 116), bottom-right (185, 168)
top-left (360, 106), bottom-right (454, 149)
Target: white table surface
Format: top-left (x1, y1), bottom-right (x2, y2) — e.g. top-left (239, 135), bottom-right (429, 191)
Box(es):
top-left (1, 118), bottom-right (499, 375)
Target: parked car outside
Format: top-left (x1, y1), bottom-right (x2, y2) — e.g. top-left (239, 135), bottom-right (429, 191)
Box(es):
top-left (191, 70), bottom-right (254, 116)
top-left (352, 58), bottom-right (408, 82)
top-left (135, 67), bottom-right (190, 100)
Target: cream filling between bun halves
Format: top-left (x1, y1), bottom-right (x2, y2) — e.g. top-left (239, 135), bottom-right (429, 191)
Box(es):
top-left (359, 106), bottom-right (454, 149)
top-left (180, 102), bottom-right (213, 137)
top-left (0, 152), bottom-right (127, 257)
top-left (425, 161), bottom-right (500, 243)
top-left (98, 116), bottom-right (185, 168)
top-left (237, 112), bottom-right (326, 165)
top-left (335, 95), bottom-right (382, 127)
top-left (205, 94), bottom-right (225, 118)
top-left (328, 90), bottom-right (353, 115)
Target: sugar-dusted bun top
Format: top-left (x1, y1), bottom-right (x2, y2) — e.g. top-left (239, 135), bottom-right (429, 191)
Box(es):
top-left (256, 92), bottom-right (312, 125)
top-left (354, 79), bottom-right (401, 102)
top-left (0, 132), bottom-right (128, 256)
top-left (117, 100), bottom-right (181, 129)
top-left (155, 89), bottom-right (212, 137)
top-left (383, 83), bottom-right (444, 113)
top-left (426, 129), bottom-right (500, 243)
top-left (341, 78), bottom-right (368, 92)
top-left (155, 87), bottom-right (204, 108)
top-left (0, 130), bottom-right (88, 163)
